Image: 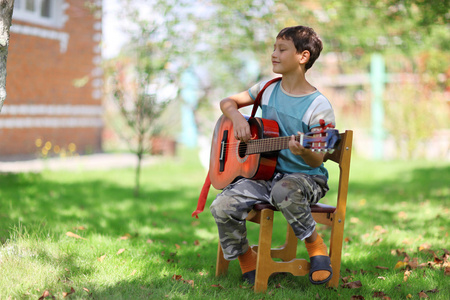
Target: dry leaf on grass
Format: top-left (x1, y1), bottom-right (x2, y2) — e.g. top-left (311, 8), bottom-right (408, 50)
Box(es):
top-left (211, 284), bottom-right (224, 289)
top-left (394, 261), bottom-right (408, 269)
top-left (418, 291), bottom-right (429, 298)
top-left (63, 287), bottom-right (75, 297)
top-left (372, 291), bottom-right (390, 299)
top-left (97, 254), bottom-right (106, 262)
top-left (342, 280), bottom-right (362, 289)
top-left (403, 270), bottom-right (412, 282)
top-left (171, 274), bottom-right (194, 287)
top-left (66, 232), bottom-right (86, 240)
top-left (117, 248), bottom-right (125, 255)
top-left (38, 290), bottom-right (55, 300)
top-left (118, 233), bottom-right (132, 240)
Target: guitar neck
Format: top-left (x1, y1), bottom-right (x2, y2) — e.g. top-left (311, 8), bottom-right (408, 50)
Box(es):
top-left (246, 135), bottom-right (302, 155)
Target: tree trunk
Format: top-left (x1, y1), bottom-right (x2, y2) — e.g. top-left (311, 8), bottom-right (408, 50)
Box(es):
top-left (134, 151), bottom-right (142, 197)
top-left (0, 0), bottom-right (14, 112)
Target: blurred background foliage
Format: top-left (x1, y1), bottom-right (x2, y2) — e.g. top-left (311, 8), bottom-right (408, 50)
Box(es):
top-left (102, 0), bottom-right (449, 160)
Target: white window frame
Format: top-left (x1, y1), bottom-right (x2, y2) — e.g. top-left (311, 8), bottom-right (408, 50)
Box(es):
top-left (13, 0), bottom-right (65, 28)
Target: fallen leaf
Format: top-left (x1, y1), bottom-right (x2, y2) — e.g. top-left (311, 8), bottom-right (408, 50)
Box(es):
top-left (377, 276), bottom-right (386, 280)
top-left (211, 284), bottom-right (224, 289)
top-left (38, 290), bottom-right (54, 300)
top-left (118, 233), bottom-right (132, 240)
top-left (341, 275), bottom-right (352, 283)
top-left (130, 269), bottom-right (136, 276)
top-left (394, 261), bottom-right (408, 269)
top-left (97, 254), bottom-right (106, 262)
top-left (350, 217), bottom-right (360, 224)
top-left (371, 238), bottom-right (382, 245)
top-left (426, 288), bottom-right (439, 293)
top-left (350, 296), bottom-right (365, 300)
top-left (73, 226), bottom-right (86, 230)
top-left (418, 243), bottom-right (432, 251)
top-left (398, 211), bottom-right (408, 219)
top-left (403, 270), bottom-right (412, 282)
top-left (194, 240), bottom-right (200, 246)
top-left (444, 267), bottom-right (450, 276)
top-left (83, 287), bottom-right (90, 293)
top-left (172, 274), bottom-right (182, 281)
top-left (147, 239), bottom-right (154, 244)
top-left (418, 291), bottom-right (429, 298)
top-left (375, 266), bottom-right (389, 270)
top-left (372, 291), bottom-right (388, 298)
top-left (342, 280), bottom-right (362, 289)
top-left (63, 287), bottom-right (75, 297)
top-left (66, 232), bottom-right (86, 240)
top-left (185, 279), bottom-right (194, 287)
top-left (175, 244), bottom-right (181, 249)
top-left (406, 294), bottom-right (412, 298)
top-left (117, 248), bottom-right (125, 255)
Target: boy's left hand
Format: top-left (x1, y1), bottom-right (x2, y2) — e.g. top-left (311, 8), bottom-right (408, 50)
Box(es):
top-left (289, 132), bottom-right (306, 156)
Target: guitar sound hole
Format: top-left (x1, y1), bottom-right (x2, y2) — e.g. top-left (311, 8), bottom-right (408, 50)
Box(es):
top-left (238, 142), bottom-right (247, 158)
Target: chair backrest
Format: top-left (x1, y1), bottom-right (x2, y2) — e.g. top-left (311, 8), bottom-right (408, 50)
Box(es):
top-left (323, 130), bottom-right (353, 210)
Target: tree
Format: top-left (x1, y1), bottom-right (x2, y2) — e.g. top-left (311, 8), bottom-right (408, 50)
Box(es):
top-left (105, 0), bottom-right (181, 196)
top-left (0, 0), bottom-right (14, 112)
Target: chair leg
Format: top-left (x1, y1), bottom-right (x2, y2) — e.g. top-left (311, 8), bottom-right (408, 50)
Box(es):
top-left (326, 213), bottom-right (345, 288)
top-left (254, 209), bottom-right (275, 292)
top-left (216, 242), bottom-right (230, 277)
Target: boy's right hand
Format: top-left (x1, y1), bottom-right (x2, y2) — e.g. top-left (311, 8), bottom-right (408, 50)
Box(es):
top-left (232, 116), bottom-right (252, 143)
top-left (219, 91), bottom-right (255, 143)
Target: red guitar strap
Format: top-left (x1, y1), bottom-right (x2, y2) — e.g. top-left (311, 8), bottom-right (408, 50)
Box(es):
top-left (250, 77), bottom-right (282, 118)
top-left (192, 77), bottom-right (282, 218)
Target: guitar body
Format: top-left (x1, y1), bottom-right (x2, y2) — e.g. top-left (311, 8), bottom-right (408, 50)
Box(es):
top-left (209, 115), bottom-right (280, 189)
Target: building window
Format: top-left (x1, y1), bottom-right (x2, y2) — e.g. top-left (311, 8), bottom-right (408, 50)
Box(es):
top-left (13, 0), bottom-right (65, 28)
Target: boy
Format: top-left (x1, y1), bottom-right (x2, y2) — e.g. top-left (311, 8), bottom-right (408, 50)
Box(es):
top-left (210, 26), bottom-right (335, 285)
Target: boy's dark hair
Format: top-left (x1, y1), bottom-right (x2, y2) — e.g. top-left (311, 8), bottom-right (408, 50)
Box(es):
top-left (277, 26), bottom-right (323, 71)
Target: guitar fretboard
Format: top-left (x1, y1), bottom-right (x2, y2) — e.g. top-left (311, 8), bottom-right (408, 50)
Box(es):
top-left (246, 135), bottom-right (302, 155)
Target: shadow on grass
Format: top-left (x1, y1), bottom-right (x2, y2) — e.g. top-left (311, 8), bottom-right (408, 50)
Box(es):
top-left (0, 159), bottom-right (448, 298)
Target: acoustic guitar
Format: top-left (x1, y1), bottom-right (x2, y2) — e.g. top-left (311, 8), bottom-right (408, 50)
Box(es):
top-left (209, 115), bottom-right (341, 189)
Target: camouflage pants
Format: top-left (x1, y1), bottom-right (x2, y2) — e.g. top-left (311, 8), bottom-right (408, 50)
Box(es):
top-left (210, 173), bottom-right (328, 260)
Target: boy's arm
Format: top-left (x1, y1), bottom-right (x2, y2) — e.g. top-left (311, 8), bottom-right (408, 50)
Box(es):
top-left (220, 91), bottom-right (254, 142)
top-left (288, 127), bottom-right (325, 168)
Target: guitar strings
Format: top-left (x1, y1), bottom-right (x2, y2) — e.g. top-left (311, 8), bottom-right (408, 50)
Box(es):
top-left (221, 133), bottom-right (331, 152)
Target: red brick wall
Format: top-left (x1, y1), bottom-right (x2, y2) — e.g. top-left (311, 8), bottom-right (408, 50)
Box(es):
top-left (0, 0), bottom-right (103, 158)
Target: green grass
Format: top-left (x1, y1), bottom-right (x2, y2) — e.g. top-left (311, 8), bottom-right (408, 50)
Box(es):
top-left (0, 150), bottom-right (449, 299)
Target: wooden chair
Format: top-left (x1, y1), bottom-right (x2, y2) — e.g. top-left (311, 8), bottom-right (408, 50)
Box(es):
top-left (215, 130), bottom-right (352, 292)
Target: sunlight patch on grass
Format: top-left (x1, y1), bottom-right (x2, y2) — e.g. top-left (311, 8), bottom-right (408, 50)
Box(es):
top-left (194, 228), bottom-right (217, 241)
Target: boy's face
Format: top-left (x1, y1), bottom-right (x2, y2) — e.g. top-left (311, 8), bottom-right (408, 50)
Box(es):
top-left (272, 38), bottom-right (302, 75)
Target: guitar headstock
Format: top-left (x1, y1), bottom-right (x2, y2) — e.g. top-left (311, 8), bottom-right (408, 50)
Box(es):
top-left (303, 129), bottom-right (341, 153)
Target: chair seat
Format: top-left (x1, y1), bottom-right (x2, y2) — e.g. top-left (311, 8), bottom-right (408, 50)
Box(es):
top-left (253, 202), bottom-right (336, 214)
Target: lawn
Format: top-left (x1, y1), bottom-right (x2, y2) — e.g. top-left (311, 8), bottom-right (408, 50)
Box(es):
top-left (0, 149), bottom-right (449, 299)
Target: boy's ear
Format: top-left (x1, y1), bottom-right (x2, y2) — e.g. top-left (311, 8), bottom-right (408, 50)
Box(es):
top-left (298, 50), bottom-right (310, 64)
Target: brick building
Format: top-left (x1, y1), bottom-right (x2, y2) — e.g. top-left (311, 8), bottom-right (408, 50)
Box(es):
top-left (0, 0), bottom-right (103, 159)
